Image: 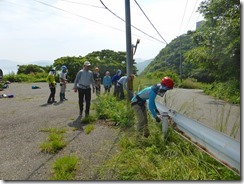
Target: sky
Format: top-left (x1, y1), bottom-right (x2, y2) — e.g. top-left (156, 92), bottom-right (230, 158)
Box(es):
top-left (0, 0), bottom-right (204, 65)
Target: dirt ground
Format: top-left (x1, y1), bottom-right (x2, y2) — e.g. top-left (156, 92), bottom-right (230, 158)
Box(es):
top-left (0, 82), bottom-right (120, 180)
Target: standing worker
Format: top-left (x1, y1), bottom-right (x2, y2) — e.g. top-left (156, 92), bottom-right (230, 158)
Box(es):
top-left (103, 71), bottom-right (112, 94)
top-left (111, 69), bottom-right (122, 97)
top-left (131, 76), bottom-right (174, 137)
top-left (73, 61), bottom-right (95, 117)
top-left (93, 67), bottom-right (101, 96)
top-left (59, 65), bottom-right (68, 101)
top-left (46, 68), bottom-right (57, 104)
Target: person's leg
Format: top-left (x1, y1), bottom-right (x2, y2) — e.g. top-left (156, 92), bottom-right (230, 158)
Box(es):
top-left (60, 84), bottom-right (64, 101)
top-left (114, 85), bottom-right (119, 97)
top-left (50, 87), bottom-right (56, 103)
top-left (63, 84), bottom-right (67, 100)
top-left (78, 88), bottom-right (85, 116)
top-left (120, 86), bottom-right (125, 99)
top-left (47, 87), bottom-right (52, 103)
top-left (108, 86), bottom-right (111, 94)
top-left (84, 88), bottom-right (91, 116)
top-left (133, 104), bottom-right (149, 137)
top-left (97, 84), bottom-right (101, 95)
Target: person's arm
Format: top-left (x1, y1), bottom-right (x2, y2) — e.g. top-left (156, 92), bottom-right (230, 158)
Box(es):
top-left (123, 77), bottom-right (129, 90)
top-left (73, 71), bottom-right (81, 90)
top-left (90, 71), bottom-right (95, 91)
top-left (103, 77), bottom-right (106, 86)
top-left (148, 91), bottom-right (157, 118)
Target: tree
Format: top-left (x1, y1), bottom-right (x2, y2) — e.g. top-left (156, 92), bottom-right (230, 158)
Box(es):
top-left (17, 64), bottom-right (46, 75)
top-left (186, 0), bottom-right (240, 82)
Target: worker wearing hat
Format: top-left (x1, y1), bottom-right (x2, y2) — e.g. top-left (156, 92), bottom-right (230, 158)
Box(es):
top-left (73, 61), bottom-right (95, 117)
top-left (131, 76), bottom-right (174, 137)
top-left (59, 65), bottom-right (68, 101)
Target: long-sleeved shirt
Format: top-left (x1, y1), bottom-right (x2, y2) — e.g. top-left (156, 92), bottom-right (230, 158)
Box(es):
top-left (131, 84), bottom-right (165, 118)
top-left (73, 69), bottom-right (95, 89)
top-left (117, 76), bottom-right (129, 90)
top-left (111, 74), bottom-right (120, 84)
top-left (103, 75), bottom-right (112, 87)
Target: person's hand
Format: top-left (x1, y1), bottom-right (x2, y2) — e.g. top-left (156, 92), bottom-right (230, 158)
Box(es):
top-left (155, 108), bottom-right (160, 115)
top-left (155, 116), bottom-right (161, 123)
top-left (73, 88), bottom-right (77, 93)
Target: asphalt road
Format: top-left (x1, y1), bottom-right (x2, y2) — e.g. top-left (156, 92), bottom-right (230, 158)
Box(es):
top-left (0, 82), bottom-right (119, 180)
top-left (157, 88), bottom-right (240, 141)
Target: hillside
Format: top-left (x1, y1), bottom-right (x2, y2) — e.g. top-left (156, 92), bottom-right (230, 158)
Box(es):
top-left (135, 58), bottom-right (153, 75)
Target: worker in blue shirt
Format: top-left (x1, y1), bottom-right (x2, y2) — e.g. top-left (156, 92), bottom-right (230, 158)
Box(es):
top-left (111, 69), bottom-right (122, 97)
top-left (131, 76), bottom-right (174, 137)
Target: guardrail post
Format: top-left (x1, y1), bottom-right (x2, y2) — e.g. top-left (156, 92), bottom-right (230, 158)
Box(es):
top-left (162, 112), bottom-right (169, 140)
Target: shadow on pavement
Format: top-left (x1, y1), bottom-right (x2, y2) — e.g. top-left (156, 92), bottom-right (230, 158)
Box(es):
top-left (68, 115), bottom-right (85, 130)
top-left (39, 101), bottom-right (64, 107)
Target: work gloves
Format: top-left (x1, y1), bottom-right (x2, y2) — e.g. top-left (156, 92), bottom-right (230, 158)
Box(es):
top-left (155, 116), bottom-right (161, 123)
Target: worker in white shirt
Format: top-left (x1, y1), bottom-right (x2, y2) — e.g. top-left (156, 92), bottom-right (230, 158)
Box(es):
top-left (117, 74), bottom-right (134, 100)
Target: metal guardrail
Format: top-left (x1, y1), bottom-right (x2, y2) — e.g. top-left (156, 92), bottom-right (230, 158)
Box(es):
top-left (155, 102), bottom-right (240, 174)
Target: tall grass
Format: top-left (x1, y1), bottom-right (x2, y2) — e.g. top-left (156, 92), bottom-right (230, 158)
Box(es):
top-left (96, 124), bottom-right (240, 180)
top-left (94, 95), bottom-right (135, 128)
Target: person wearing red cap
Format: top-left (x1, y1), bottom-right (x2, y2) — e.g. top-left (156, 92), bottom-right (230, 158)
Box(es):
top-left (131, 76), bottom-right (174, 137)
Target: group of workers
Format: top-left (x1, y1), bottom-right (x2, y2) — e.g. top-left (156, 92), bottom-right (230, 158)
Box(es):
top-left (46, 60), bottom-right (174, 137)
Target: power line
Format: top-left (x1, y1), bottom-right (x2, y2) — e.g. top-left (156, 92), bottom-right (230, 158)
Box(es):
top-left (99, 0), bottom-right (167, 44)
top-left (33, 0), bottom-right (124, 33)
top-left (133, 0), bottom-right (168, 44)
top-left (60, 0), bottom-right (105, 9)
top-left (183, 0), bottom-right (199, 33)
top-left (178, 0), bottom-right (189, 35)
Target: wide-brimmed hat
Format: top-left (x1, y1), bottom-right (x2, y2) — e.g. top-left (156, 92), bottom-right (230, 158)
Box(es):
top-left (84, 61), bottom-right (91, 66)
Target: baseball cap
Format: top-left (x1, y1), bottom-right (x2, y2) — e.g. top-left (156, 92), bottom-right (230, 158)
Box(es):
top-left (84, 61), bottom-right (91, 66)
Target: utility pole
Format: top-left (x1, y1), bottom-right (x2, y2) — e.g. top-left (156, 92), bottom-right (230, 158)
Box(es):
top-left (179, 36), bottom-right (182, 82)
top-left (125, 0), bottom-right (133, 100)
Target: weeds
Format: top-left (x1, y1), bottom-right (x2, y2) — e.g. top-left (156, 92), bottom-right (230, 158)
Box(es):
top-left (96, 122), bottom-right (240, 180)
top-left (50, 156), bottom-right (79, 180)
top-left (39, 127), bottom-right (67, 154)
top-left (94, 95), bottom-right (135, 128)
top-left (84, 124), bottom-right (95, 134)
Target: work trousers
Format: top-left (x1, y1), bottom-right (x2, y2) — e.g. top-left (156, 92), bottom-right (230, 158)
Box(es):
top-left (113, 84), bottom-right (120, 97)
top-left (60, 83), bottom-right (66, 93)
top-left (132, 103), bottom-right (149, 137)
top-left (48, 87), bottom-right (56, 102)
top-left (118, 85), bottom-right (125, 99)
top-left (78, 88), bottom-right (91, 116)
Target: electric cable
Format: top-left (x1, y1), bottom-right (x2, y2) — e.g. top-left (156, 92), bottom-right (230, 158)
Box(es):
top-left (33, 0), bottom-right (124, 33)
top-left (133, 0), bottom-right (168, 44)
top-left (183, 0), bottom-right (199, 33)
top-left (60, 0), bottom-right (105, 9)
top-left (99, 0), bottom-right (167, 44)
top-left (178, 0), bottom-right (189, 35)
